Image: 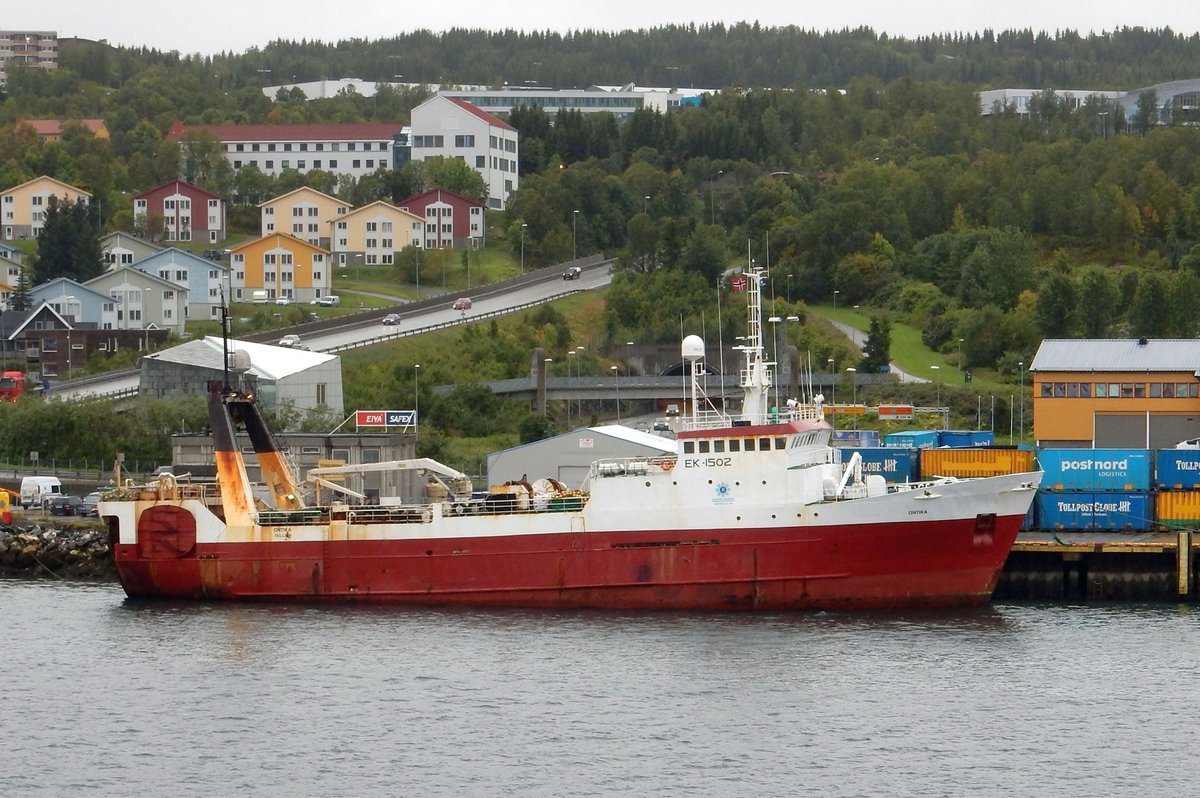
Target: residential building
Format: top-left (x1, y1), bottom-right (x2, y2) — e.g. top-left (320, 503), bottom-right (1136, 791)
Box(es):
top-left (0, 253), bottom-right (22, 299)
top-left (330, 201), bottom-right (422, 266)
top-left (409, 96), bottom-right (519, 210)
top-left (0, 31), bottom-right (57, 88)
top-left (260, 186), bottom-right (350, 248)
top-left (142, 336), bottom-right (344, 415)
top-left (132, 248), bottom-right (230, 322)
top-left (100, 231), bottom-right (165, 267)
top-left (978, 78), bottom-right (1200, 126)
top-left (1, 175), bottom-right (90, 240)
top-left (133, 180), bottom-right (227, 244)
top-left (396, 187), bottom-right (485, 249)
top-left (168, 121), bottom-right (407, 184)
top-left (82, 267), bottom-right (189, 335)
top-left (228, 233), bottom-right (331, 304)
top-left (440, 85), bottom-right (709, 118)
top-left (1030, 338), bottom-right (1200, 449)
top-left (0, 299), bottom-right (168, 383)
top-left (17, 119), bottom-right (110, 142)
top-left (0, 241), bottom-right (22, 264)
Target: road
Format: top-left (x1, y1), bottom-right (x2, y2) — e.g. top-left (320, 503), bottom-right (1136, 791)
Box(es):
top-left (828, 320), bottom-right (926, 383)
top-left (52, 259), bottom-right (614, 401)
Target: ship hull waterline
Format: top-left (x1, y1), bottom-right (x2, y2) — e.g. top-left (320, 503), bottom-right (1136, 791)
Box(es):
top-left (109, 514), bottom-right (1023, 611)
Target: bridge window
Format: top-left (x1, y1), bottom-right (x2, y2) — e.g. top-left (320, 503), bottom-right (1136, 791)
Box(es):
top-left (682, 441), bottom-right (694, 454)
top-left (713, 440), bottom-right (725, 453)
top-left (729, 440), bottom-right (740, 452)
top-left (698, 441), bottom-right (710, 453)
top-left (744, 438), bottom-right (755, 451)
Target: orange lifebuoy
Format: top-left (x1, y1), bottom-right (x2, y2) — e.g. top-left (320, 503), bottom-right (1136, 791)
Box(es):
top-left (655, 458), bottom-right (676, 472)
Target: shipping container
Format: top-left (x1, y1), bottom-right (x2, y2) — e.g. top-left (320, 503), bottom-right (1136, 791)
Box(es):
top-left (884, 430), bottom-right (939, 449)
top-left (852, 447), bottom-right (919, 484)
top-left (1035, 491), bottom-right (1153, 531)
top-left (832, 430), bottom-right (881, 448)
top-left (1036, 448), bottom-right (1152, 492)
top-left (1154, 490), bottom-right (1200, 529)
top-left (1154, 449), bottom-right (1200, 490)
top-left (919, 447), bottom-right (1037, 479)
top-left (937, 430), bottom-right (996, 448)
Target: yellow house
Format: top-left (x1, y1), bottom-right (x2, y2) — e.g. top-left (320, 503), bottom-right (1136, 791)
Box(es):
top-left (1030, 338), bottom-right (1200, 449)
top-left (259, 187), bottom-right (350, 249)
top-left (229, 233), bottom-right (331, 304)
top-left (19, 119), bottom-right (110, 142)
top-left (1, 175), bottom-right (91, 240)
top-left (330, 201), bottom-right (423, 266)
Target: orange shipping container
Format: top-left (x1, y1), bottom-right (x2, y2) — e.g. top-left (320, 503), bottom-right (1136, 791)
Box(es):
top-left (919, 448), bottom-right (1036, 480)
top-left (1155, 490), bottom-right (1200, 529)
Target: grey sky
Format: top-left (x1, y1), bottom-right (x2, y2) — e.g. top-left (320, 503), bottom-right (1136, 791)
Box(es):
top-left (10, 1), bottom-right (1200, 57)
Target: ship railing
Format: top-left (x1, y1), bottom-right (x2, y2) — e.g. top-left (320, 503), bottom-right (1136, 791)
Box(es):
top-left (680, 404), bottom-right (823, 431)
top-left (591, 456), bottom-right (678, 479)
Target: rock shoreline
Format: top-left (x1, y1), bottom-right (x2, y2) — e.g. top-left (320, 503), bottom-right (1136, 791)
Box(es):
top-left (0, 521), bottom-right (115, 580)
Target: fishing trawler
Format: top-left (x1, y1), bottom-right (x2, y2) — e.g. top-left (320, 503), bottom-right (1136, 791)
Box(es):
top-left (102, 266), bottom-right (1041, 610)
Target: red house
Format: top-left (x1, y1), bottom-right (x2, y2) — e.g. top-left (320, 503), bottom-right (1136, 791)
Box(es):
top-left (396, 187), bottom-right (485, 250)
top-left (133, 180), bottom-right (227, 244)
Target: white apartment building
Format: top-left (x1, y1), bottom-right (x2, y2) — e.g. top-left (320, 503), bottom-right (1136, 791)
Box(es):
top-left (0, 30), bottom-right (58, 87)
top-left (410, 96), bottom-right (519, 211)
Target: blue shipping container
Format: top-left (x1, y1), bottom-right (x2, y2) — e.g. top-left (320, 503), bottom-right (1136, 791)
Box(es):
top-left (832, 430), bottom-right (881, 448)
top-left (938, 430), bottom-right (996, 448)
top-left (1154, 449), bottom-right (1200, 490)
top-left (1035, 491), bottom-right (1152, 531)
top-left (853, 447), bottom-right (919, 484)
top-left (1037, 449), bottom-right (1152, 492)
top-left (884, 430), bottom-right (939, 449)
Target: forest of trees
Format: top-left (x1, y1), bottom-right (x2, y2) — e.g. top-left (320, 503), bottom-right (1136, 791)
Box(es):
top-left (4, 25), bottom-right (1200, 457)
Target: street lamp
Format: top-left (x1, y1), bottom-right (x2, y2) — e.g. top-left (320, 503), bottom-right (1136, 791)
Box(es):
top-left (786, 274), bottom-right (792, 304)
top-left (931, 365), bottom-right (942, 427)
top-left (833, 289), bottom-right (840, 312)
top-left (567, 350), bottom-right (576, 427)
top-left (611, 364), bottom-right (620, 422)
top-left (543, 357), bottom-right (553, 416)
top-left (709, 170), bottom-right (724, 225)
top-left (413, 364), bottom-right (421, 451)
top-left (520, 222), bottom-right (527, 274)
top-left (572, 209), bottom-right (579, 260)
top-left (1018, 360), bottom-right (1025, 442)
top-left (846, 367), bottom-right (857, 428)
top-left (643, 195), bottom-right (650, 215)
top-left (575, 346), bottom-right (585, 419)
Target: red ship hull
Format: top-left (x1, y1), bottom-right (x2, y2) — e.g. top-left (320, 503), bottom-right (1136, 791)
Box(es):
top-left (111, 514), bottom-right (1022, 611)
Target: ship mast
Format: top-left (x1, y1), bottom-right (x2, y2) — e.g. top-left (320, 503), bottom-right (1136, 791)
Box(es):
top-left (734, 264), bottom-right (773, 425)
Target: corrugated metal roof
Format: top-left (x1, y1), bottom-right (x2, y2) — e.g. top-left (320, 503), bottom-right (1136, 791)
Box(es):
top-left (144, 336), bottom-right (336, 381)
top-left (1031, 339), bottom-right (1200, 373)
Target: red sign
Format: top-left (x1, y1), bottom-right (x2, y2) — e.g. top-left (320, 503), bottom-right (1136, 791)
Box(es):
top-left (356, 410), bottom-right (387, 427)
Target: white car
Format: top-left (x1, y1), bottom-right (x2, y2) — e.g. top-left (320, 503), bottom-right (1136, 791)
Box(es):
top-left (275, 296), bottom-right (291, 306)
top-left (278, 334), bottom-right (301, 348)
top-left (1176, 438), bottom-right (1200, 449)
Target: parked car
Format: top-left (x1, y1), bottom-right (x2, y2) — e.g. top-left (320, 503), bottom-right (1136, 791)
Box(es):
top-left (48, 495), bottom-right (84, 516)
top-left (382, 313), bottom-right (403, 326)
top-left (562, 266), bottom-right (582, 280)
top-left (318, 295), bottom-right (341, 307)
top-left (81, 491), bottom-right (102, 517)
top-left (453, 297), bottom-right (472, 311)
top-left (275, 296), bottom-right (291, 306)
top-left (278, 334), bottom-right (301, 348)
top-left (201, 249), bottom-right (223, 259)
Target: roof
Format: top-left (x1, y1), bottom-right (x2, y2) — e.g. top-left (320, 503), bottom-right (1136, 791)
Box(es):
top-left (586, 424), bottom-right (677, 452)
top-left (259, 185), bottom-right (350, 209)
top-left (19, 119), bottom-right (107, 137)
top-left (145, 336), bottom-right (337, 381)
top-left (338, 200), bottom-right (422, 223)
top-left (167, 121), bottom-right (406, 142)
top-left (442, 97), bottom-right (516, 132)
top-left (1, 175), bottom-right (91, 198)
top-left (228, 232), bottom-right (329, 255)
top-left (1031, 339), bottom-right (1200, 373)
top-left (397, 187), bottom-right (483, 209)
top-left (133, 179), bottom-right (223, 202)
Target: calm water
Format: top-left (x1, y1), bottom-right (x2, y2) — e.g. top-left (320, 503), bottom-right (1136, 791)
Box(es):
top-left (2, 581), bottom-right (1198, 797)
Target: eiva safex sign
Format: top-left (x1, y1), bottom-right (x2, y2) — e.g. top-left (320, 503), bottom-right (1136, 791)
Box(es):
top-left (355, 410), bottom-right (416, 427)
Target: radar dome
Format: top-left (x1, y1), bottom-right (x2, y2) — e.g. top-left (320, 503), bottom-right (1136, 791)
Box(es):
top-left (681, 335), bottom-right (705, 361)
top-left (231, 349), bottom-right (252, 374)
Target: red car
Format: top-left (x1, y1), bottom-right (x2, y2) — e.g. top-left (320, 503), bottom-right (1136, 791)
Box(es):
top-left (453, 298), bottom-right (472, 311)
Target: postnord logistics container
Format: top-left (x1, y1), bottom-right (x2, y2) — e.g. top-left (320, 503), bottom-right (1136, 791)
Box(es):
top-left (1035, 491), bottom-right (1152, 531)
top-left (853, 447), bottom-right (919, 484)
top-left (919, 447), bottom-right (1037, 480)
top-left (937, 430), bottom-right (995, 448)
top-left (883, 430), bottom-right (939, 449)
top-left (1036, 448), bottom-right (1152, 492)
top-left (1154, 449), bottom-right (1200, 490)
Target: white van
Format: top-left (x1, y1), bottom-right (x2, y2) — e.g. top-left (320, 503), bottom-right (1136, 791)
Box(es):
top-left (251, 290), bottom-right (269, 304)
top-left (317, 295), bottom-right (340, 307)
top-left (20, 476), bottom-right (62, 509)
